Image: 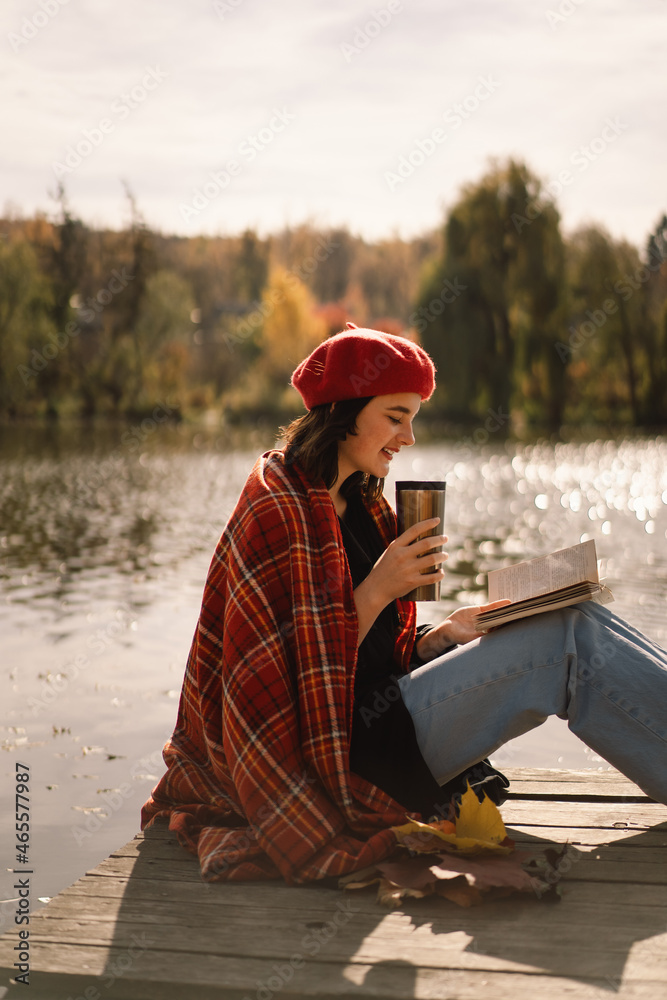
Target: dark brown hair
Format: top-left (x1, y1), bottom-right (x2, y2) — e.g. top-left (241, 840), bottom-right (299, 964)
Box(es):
top-left (279, 397), bottom-right (383, 502)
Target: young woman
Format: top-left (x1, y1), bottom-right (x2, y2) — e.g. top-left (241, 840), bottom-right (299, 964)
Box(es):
top-left (142, 326), bottom-right (667, 885)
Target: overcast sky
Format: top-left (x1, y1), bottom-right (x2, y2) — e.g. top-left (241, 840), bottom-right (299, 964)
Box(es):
top-left (2, 0), bottom-right (665, 248)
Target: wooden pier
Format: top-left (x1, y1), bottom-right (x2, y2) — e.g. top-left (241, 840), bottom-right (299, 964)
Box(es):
top-left (1, 768), bottom-right (666, 999)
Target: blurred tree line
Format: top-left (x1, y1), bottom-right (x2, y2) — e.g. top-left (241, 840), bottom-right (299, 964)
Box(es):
top-left (1, 161), bottom-right (665, 432)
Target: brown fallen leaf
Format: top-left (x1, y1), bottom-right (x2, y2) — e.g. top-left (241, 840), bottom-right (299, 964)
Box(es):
top-left (431, 852), bottom-right (538, 893)
top-left (377, 877), bottom-right (433, 908)
top-left (373, 845), bottom-right (540, 907)
top-left (435, 877), bottom-right (483, 908)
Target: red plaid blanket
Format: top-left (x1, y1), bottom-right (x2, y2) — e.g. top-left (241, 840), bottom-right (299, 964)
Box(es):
top-left (141, 450), bottom-right (418, 883)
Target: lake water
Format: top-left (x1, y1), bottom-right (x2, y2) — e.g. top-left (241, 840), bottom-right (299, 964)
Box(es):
top-left (2, 422), bottom-right (667, 919)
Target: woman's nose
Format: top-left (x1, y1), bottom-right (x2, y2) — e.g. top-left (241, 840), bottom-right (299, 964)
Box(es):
top-left (397, 423), bottom-right (415, 447)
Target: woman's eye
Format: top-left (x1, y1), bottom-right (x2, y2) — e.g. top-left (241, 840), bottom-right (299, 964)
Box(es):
top-left (388, 416), bottom-right (401, 425)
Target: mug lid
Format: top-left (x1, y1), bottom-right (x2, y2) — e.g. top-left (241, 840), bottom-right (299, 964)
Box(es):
top-left (395, 481), bottom-right (446, 490)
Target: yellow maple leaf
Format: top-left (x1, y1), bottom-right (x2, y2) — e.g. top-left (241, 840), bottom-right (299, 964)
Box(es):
top-left (455, 784), bottom-right (508, 844)
top-left (392, 784), bottom-right (511, 855)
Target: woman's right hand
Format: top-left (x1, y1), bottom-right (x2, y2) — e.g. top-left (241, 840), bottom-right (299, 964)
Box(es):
top-left (351, 517), bottom-right (447, 645)
top-left (367, 517), bottom-right (448, 605)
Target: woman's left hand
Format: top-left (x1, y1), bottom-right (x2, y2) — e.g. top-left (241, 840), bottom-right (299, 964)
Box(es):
top-left (415, 599), bottom-right (511, 661)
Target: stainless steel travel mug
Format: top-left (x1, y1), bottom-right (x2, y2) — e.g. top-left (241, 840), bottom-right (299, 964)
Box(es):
top-left (395, 481), bottom-right (446, 601)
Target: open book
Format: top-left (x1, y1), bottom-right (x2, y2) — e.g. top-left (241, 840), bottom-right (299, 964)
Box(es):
top-left (476, 539), bottom-right (614, 629)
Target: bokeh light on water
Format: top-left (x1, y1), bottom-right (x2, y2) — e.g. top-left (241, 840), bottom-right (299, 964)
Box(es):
top-left (397, 436), bottom-right (667, 643)
top-left (1, 426), bottom-right (666, 903)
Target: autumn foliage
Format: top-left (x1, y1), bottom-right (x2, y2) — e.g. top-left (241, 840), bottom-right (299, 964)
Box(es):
top-left (1, 162), bottom-right (665, 431)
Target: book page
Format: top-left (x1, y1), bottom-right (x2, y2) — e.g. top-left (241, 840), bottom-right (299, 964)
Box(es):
top-left (487, 540), bottom-right (598, 603)
top-left (477, 585), bottom-right (599, 628)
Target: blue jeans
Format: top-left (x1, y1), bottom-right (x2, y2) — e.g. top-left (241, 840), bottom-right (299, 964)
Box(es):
top-left (398, 602), bottom-right (667, 804)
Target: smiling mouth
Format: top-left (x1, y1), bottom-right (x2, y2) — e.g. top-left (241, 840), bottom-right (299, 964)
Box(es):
top-left (382, 448), bottom-right (395, 459)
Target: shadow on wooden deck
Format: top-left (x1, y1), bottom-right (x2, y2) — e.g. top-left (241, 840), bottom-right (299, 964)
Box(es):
top-left (1, 769), bottom-right (666, 999)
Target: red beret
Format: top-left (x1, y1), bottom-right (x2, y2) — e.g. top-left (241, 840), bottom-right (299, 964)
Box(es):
top-left (290, 324), bottom-right (436, 410)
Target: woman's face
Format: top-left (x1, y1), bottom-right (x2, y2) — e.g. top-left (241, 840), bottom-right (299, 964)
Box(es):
top-left (336, 392), bottom-right (421, 482)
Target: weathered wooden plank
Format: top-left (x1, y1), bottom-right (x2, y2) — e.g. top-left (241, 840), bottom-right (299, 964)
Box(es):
top-left (506, 783), bottom-right (648, 801)
top-left (14, 926), bottom-right (667, 989)
top-left (9, 903), bottom-right (667, 976)
top-left (503, 767), bottom-right (637, 785)
top-left (26, 893), bottom-right (667, 969)
top-left (31, 888), bottom-right (667, 935)
top-left (44, 869), bottom-right (667, 910)
top-left (112, 835), bottom-right (667, 867)
top-left (84, 847), bottom-right (665, 887)
top-left (86, 853), bottom-right (205, 882)
top-left (128, 823), bottom-right (667, 857)
top-left (509, 826), bottom-right (667, 848)
top-left (109, 830), bottom-right (667, 864)
top-left (139, 799), bottom-right (667, 840)
top-left (104, 835), bottom-right (667, 887)
top-left (2, 921), bottom-right (664, 995)
top-left (1, 940), bottom-right (665, 1000)
top-left (128, 824), bottom-right (174, 841)
top-left (500, 800), bottom-right (667, 827)
top-left (503, 767), bottom-right (648, 800)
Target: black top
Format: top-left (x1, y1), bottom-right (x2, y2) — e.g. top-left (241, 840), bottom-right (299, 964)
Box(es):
top-left (340, 491), bottom-right (509, 818)
top-left (340, 492), bottom-right (453, 818)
